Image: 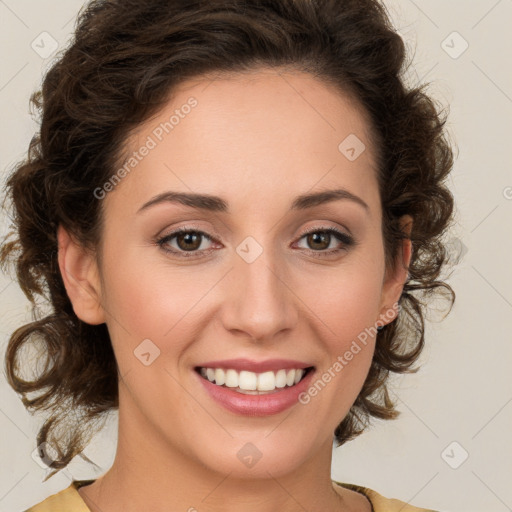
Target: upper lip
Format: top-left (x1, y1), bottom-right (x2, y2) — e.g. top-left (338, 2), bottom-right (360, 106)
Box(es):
top-left (195, 358), bottom-right (314, 373)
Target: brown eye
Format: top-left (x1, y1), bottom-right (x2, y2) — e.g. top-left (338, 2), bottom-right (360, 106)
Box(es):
top-left (295, 227), bottom-right (356, 258)
top-left (306, 231), bottom-right (331, 251)
top-left (157, 229), bottom-right (215, 258)
top-left (175, 232), bottom-right (203, 251)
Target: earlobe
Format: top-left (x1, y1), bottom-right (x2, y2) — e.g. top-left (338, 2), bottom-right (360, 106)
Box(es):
top-left (378, 215), bottom-right (413, 326)
top-left (57, 225), bottom-right (105, 325)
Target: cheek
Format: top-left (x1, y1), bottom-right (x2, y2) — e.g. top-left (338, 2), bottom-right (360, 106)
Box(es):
top-left (99, 248), bottom-right (218, 365)
top-left (300, 279), bottom-right (380, 425)
top-left (332, 285), bottom-right (382, 352)
top-left (299, 260), bottom-right (383, 398)
top-left (301, 259), bottom-right (384, 338)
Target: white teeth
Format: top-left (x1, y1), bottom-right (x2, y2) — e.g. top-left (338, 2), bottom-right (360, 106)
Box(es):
top-left (198, 367), bottom-right (308, 392)
top-left (257, 371), bottom-right (276, 391)
top-left (239, 370), bottom-right (257, 390)
top-left (275, 369), bottom-right (287, 388)
top-left (214, 368), bottom-right (225, 385)
top-left (225, 369), bottom-right (238, 388)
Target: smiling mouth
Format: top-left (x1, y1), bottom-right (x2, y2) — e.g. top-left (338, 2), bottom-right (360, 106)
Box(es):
top-left (194, 366), bottom-right (315, 394)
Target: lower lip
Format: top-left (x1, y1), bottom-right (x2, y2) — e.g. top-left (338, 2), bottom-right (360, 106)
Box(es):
top-left (195, 368), bottom-right (315, 416)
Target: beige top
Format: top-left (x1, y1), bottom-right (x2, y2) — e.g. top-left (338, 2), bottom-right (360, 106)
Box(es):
top-left (23, 479), bottom-right (438, 512)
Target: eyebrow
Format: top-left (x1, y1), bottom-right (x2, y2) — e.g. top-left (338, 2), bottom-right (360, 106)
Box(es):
top-left (137, 188), bottom-right (369, 214)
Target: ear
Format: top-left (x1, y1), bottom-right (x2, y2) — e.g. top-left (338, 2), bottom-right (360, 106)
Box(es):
top-left (57, 224), bottom-right (105, 325)
top-left (377, 214), bottom-right (413, 327)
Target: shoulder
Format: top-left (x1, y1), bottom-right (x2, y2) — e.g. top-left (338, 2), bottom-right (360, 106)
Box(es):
top-left (23, 480), bottom-right (94, 512)
top-left (333, 480), bottom-right (440, 512)
top-left (25, 479), bottom-right (439, 512)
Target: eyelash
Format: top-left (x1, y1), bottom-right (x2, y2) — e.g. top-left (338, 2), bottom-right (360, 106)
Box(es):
top-left (155, 225), bottom-right (356, 259)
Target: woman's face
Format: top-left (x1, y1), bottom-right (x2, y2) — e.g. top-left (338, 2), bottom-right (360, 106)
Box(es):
top-left (66, 68), bottom-right (410, 479)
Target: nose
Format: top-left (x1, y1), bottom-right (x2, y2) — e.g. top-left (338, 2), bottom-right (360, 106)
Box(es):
top-left (219, 243), bottom-right (299, 343)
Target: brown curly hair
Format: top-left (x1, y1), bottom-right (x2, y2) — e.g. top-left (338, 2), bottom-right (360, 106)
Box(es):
top-left (0, 0), bottom-right (456, 478)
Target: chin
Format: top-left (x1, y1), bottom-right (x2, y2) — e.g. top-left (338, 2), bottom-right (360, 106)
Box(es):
top-left (193, 435), bottom-right (314, 480)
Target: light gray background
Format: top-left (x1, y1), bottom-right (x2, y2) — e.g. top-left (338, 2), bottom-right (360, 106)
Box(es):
top-left (0, 1), bottom-right (511, 511)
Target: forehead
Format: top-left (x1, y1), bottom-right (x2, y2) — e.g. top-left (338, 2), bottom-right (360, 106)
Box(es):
top-left (108, 68), bottom-right (379, 216)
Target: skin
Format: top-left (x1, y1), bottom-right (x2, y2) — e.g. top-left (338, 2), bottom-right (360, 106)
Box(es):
top-left (58, 67), bottom-right (412, 512)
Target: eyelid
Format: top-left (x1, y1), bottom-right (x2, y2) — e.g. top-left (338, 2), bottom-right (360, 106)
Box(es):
top-left (297, 224), bottom-right (349, 238)
top-left (156, 221), bottom-right (221, 240)
top-left (155, 222), bottom-right (356, 258)
top-left (293, 225), bottom-right (356, 252)
top-left (154, 222), bottom-right (222, 260)
top-left (157, 220), bottom-right (351, 241)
